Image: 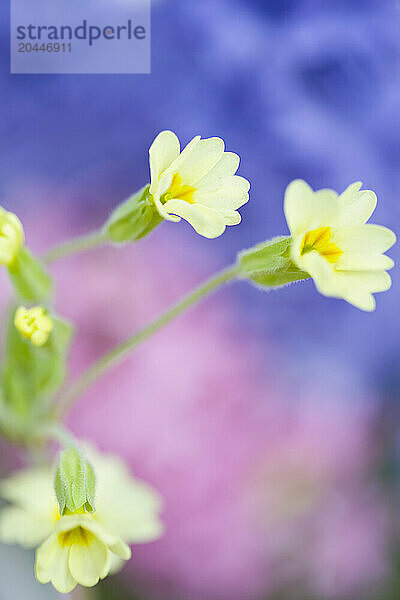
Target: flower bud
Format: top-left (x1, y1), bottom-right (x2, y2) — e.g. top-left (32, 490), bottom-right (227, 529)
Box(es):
top-left (104, 185), bottom-right (163, 243)
top-left (237, 236), bottom-right (310, 288)
top-left (14, 306), bottom-right (53, 347)
top-left (54, 447), bottom-right (96, 516)
top-left (0, 207), bottom-right (24, 266)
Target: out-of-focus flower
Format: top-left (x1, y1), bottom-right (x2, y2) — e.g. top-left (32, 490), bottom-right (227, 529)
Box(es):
top-left (149, 130), bottom-right (250, 238)
top-left (284, 179), bottom-right (396, 310)
top-left (14, 306), bottom-right (53, 347)
top-left (0, 447), bottom-right (163, 594)
top-left (0, 207), bottom-right (24, 266)
top-left (35, 511), bottom-right (131, 594)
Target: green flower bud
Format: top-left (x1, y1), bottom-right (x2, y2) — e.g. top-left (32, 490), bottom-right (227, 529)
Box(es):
top-left (237, 236), bottom-right (310, 288)
top-left (54, 447), bottom-right (96, 516)
top-left (104, 185), bottom-right (163, 244)
top-left (14, 306), bottom-right (53, 347)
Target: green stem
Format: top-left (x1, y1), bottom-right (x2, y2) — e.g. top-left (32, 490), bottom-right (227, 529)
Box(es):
top-left (56, 264), bottom-right (238, 418)
top-left (42, 229), bottom-right (108, 264)
top-left (36, 423), bottom-right (77, 448)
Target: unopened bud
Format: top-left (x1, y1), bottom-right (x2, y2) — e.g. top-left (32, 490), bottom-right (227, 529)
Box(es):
top-left (14, 306), bottom-right (53, 347)
top-left (54, 447), bottom-right (96, 516)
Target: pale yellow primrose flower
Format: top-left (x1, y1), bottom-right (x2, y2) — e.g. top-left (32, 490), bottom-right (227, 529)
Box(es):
top-left (284, 180), bottom-right (396, 311)
top-left (14, 306), bottom-right (53, 347)
top-left (0, 448), bottom-right (163, 594)
top-left (0, 206), bottom-right (24, 265)
top-left (149, 130), bottom-right (250, 238)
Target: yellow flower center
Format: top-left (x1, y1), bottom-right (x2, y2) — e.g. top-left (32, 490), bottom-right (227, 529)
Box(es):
top-left (300, 226), bottom-right (342, 264)
top-left (58, 526), bottom-right (94, 548)
top-left (163, 173), bottom-right (196, 204)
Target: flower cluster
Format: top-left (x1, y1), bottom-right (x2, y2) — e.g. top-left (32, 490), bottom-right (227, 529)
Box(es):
top-left (146, 132), bottom-right (395, 311)
top-left (0, 129), bottom-right (397, 597)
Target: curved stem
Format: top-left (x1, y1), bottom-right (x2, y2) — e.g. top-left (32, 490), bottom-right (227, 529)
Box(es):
top-left (42, 229), bottom-right (108, 264)
top-left (37, 423), bottom-right (77, 448)
top-left (56, 264), bottom-right (238, 418)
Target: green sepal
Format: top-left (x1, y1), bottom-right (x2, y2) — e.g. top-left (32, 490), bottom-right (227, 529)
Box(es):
top-left (237, 236), bottom-right (311, 288)
top-left (55, 446), bottom-right (96, 515)
top-left (1, 311), bottom-right (73, 429)
top-left (104, 185), bottom-right (163, 244)
top-left (8, 246), bottom-right (52, 302)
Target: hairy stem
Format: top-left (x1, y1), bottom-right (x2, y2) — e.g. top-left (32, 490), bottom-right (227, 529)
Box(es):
top-left (56, 264), bottom-right (238, 418)
top-left (42, 229), bottom-right (108, 264)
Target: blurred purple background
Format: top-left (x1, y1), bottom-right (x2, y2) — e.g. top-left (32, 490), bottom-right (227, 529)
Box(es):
top-left (1, 0), bottom-right (400, 599)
